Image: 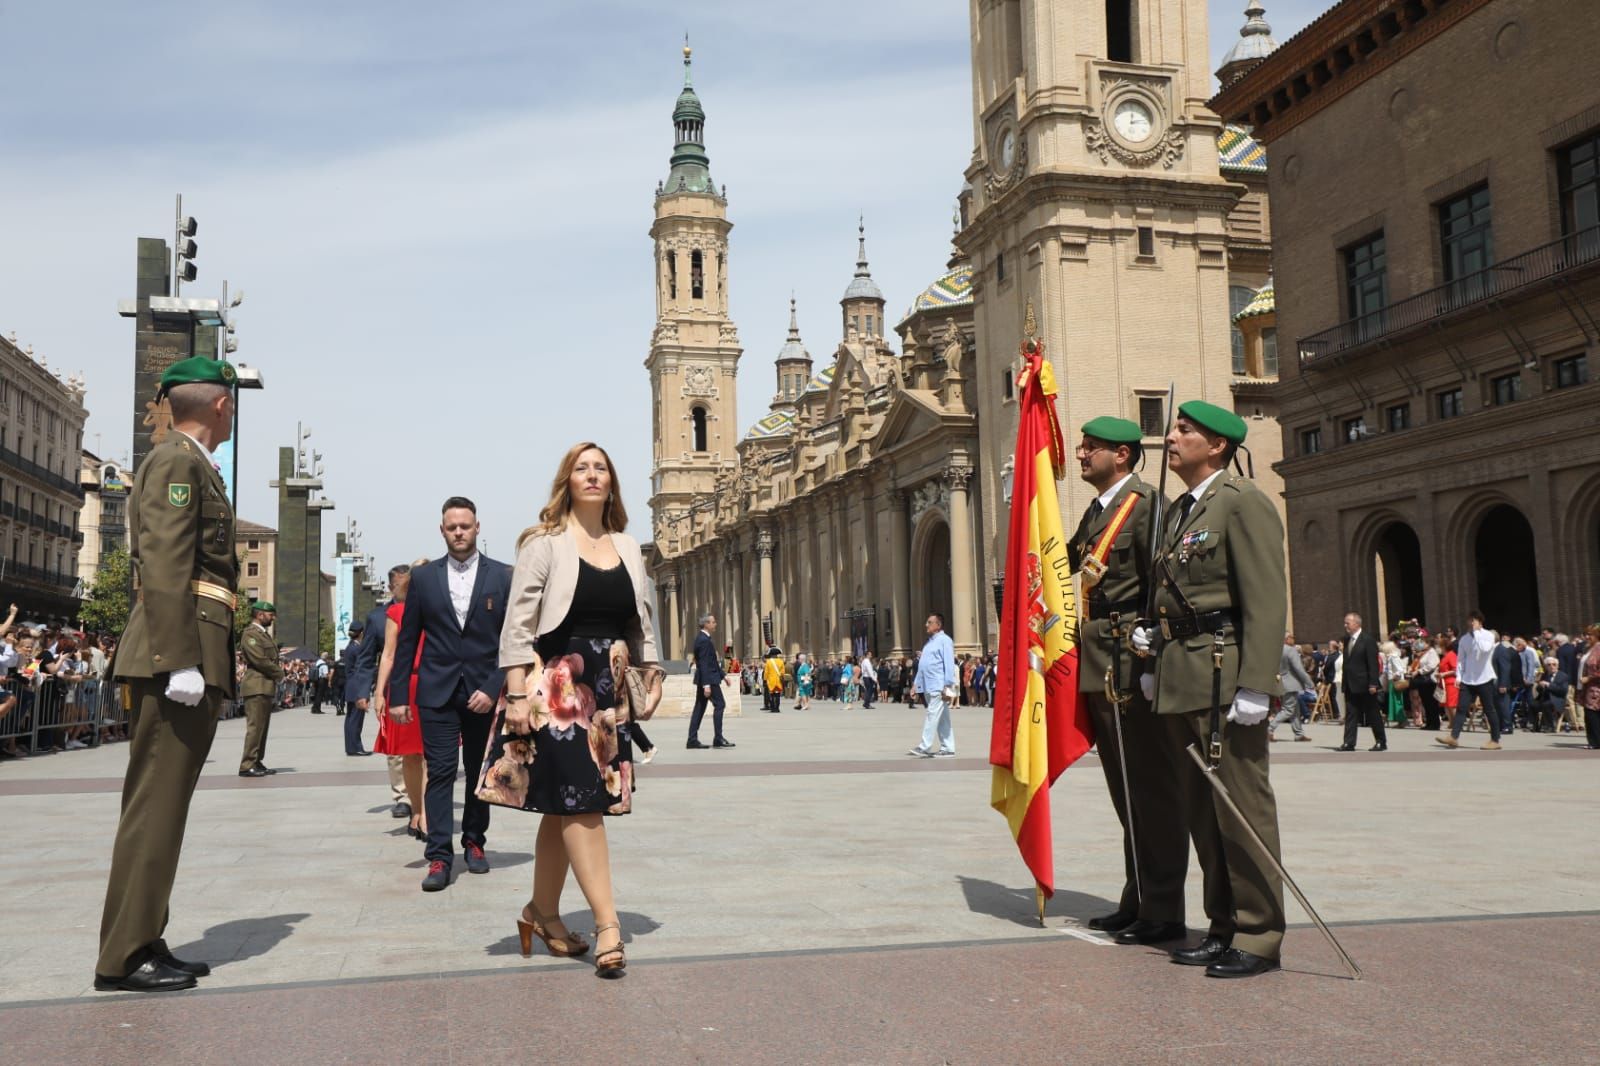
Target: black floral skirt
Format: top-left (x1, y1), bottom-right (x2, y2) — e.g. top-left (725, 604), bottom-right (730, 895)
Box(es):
top-left (476, 636), bottom-right (635, 816)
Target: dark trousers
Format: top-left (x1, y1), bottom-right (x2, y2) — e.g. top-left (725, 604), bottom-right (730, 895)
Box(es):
top-left (98, 680), bottom-right (220, 978)
top-left (763, 688), bottom-right (780, 712)
top-left (1342, 690), bottom-right (1386, 748)
top-left (1413, 679), bottom-right (1441, 729)
top-left (862, 678), bottom-right (878, 708)
top-left (420, 682), bottom-right (493, 865)
top-left (311, 678), bottom-right (326, 713)
top-left (239, 693), bottom-right (272, 770)
top-left (344, 700), bottom-right (367, 754)
top-left (1454, 681), bottom-right (1501, 740)
top-left (688, 683), bottom-right (727, 742)
top-left (1586, 706), bottom-right (1600, 748)
top-left (1088, 691), bottom-right (1189, 924)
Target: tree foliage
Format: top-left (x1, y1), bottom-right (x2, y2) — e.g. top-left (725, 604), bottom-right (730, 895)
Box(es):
top-left (78, 546), bottom-right (132, 636)
top-left (318, 618), bottom-right (334, 657)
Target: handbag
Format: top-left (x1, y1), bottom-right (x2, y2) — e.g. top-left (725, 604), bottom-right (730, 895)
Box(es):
top-left (621, 664), bottom-right (665, 722)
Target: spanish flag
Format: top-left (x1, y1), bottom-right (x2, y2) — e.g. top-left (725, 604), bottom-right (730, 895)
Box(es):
top-left (989, 339), bottom-right (1095, 915)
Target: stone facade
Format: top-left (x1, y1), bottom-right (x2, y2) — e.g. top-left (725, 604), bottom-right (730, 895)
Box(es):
top-left (1211, 0), bottom-right (1600, 638)
top-left (237, 519), bottom-right (278, 607)
top-left (76, 451), bottom-right (132, 587)
top-left (646, 8), bottom-right (1284, 657)
top-left (0, 332), bottom-right (87, 621)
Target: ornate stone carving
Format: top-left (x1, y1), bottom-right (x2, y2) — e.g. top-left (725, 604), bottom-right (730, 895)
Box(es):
top-left (1085, 119), bottom-right (1186, 169)
top-left (982, 128), bottom-right (1028, 199)
top-left (910, 480), bottom-right (948, 527)
top-left (683, 364), bottom-right (715, 396)
top-left (755, 529), bottom-right (775, 558)
top-left (718, 322), bottom-right (740, 345)
top-left (942, 463), bottom-right (973, 491)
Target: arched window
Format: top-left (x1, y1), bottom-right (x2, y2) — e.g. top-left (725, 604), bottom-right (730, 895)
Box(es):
top-left (692, 407), bottom-right (708, 452)
top-left (1229, 285), bottom-right (1254, 375)
top-left (667, 252), bottom-right (677, 299)
top-left (691, 250), bottom-right (705, 300)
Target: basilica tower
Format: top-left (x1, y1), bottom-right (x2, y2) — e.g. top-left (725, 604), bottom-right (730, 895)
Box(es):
top-left (962, 0), bottom-right (1254, 532)
top-left (646, 44), bottom-right (742, 558)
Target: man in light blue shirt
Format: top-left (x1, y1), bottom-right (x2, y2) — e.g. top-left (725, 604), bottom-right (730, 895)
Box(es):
top-left (909, 613), bottom-right (958, 758)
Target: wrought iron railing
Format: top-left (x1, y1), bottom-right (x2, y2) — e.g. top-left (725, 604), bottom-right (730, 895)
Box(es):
top-left (1299, 225), bottom-right (1600, 366)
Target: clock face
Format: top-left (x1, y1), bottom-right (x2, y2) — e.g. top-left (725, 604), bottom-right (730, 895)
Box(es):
top-left (1113, 99), bottom-right (1154, 143)
top-left (999, 129), bottom-right (1016, 171)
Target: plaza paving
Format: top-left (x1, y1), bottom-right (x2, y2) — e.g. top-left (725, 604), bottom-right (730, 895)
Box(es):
top-left (0, 695), bottom-right (1596, 1064)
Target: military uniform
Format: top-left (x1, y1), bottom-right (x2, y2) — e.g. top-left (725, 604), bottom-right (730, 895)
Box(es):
top-left (1068, 419), bottom-right (1189, 933)
top-left (1149, 401), bottom-right (1288, 970)
top-left (238, 608), bottom-right (284, 774)
top-left (97, 358), bottom-right (238, 988)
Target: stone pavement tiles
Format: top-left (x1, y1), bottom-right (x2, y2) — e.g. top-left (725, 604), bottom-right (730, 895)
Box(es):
top-left (1, 697), bottom-right (1596, 1063)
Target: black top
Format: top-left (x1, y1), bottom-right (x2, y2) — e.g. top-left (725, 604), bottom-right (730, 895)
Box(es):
top-left (566, 559), bottom-right (636, 640)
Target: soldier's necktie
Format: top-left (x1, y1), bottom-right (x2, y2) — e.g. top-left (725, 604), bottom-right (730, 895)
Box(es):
top-left (1089, 499), bottom-right (1104, 520)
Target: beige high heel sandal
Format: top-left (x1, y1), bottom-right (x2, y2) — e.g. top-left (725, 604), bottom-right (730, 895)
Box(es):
top-left (517, 905), bottom-right (591, 959)
top-left (592, 921), bottom-right (626, 979)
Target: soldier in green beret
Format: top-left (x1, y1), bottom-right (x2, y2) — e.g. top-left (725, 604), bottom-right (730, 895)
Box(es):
top-left (238, 601), bottom-right (284, 778)
top-left (1069, 416), bottom-right (1190, 946)
top-left (1132, 399), bottom-right (1288, 979)
top-left (95, 356), bottom-right (239, 993)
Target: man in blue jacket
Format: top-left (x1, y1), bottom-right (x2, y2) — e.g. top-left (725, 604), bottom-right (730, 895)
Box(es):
top-left (388, 497), bottom-right (511, 891)
top-left (339, 621), bottom-right (372, 754)
top-left (687, 613), bottom-right (734, 749)
top-left (909, 612), bottom-right (957, 758)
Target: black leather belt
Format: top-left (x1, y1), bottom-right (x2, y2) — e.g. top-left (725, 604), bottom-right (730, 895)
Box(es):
top-left (1087, 597), bottom-right (1141, 621)
top-left (1159, 609), bottom-right (1238, 641)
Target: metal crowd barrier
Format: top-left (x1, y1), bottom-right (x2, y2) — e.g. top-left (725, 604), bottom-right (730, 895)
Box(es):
top-left (0, 674), bottom-right (248, 754)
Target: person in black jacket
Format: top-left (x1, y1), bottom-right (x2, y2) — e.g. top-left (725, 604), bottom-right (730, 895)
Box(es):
top-left (687, 613), bottom-right (733, 749)
top-left (1339, 612), bottom-right (1386, 751)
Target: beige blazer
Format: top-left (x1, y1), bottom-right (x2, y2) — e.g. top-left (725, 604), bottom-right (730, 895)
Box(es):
top-left (498, 526), bottom-right (659, 669)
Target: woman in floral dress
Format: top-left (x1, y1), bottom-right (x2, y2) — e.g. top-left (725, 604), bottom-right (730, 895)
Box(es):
top-left (492, 442), bottom-right (661, 979)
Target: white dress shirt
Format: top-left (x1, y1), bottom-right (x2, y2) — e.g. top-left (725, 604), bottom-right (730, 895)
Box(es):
top-left (1095, 473), bottom-right (1134, 511)
top-left (447, 552), bottom-right (479, 628)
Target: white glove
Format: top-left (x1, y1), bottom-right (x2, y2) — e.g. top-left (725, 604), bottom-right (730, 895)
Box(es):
top-left (165, 666), bottom-right (206, 706)
top-left (1138, 673), bottom-right (1155, 702)
top-left (1227, 687), bottom-right (1271, 725)
top-left (1130, 626), bottom-right (1151, 654)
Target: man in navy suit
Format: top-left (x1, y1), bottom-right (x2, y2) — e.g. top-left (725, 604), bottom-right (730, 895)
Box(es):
top-left (344, 599), bottom-right (390, 756)
top-left (687, 613), bottom-right (734, 749)
top-left (339, 621), bottom-right (373, 755)
top-left (389, 497), bottom-right (512, 892)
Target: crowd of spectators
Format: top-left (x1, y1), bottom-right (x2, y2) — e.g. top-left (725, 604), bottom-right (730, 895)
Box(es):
top-left (735, 647), bottom-right (1000, 709)
top-left (1282, 616), bottom-right (1600, 747)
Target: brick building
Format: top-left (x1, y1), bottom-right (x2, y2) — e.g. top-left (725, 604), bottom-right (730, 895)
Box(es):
top-left (1211, 0), bottom-right (1600, 638)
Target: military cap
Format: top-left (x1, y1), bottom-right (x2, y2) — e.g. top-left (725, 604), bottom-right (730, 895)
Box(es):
top-left (251, 600), bottom-right (275, 613)
top-left (1080, 416), bottom-right (1143, 445)
top-left (159, 356), bottom-right (238, 395)
top-left (1177, 400), bottom-right (1247, 444)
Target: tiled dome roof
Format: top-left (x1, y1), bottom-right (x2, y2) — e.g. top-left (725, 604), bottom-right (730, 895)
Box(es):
top-left (744, 410), bottom-right (796, 440)
top-left (1234, 278), bottom-right (1275, 321)
top-left (1218, 124), bottom-right (1267, 173)
top-left (804, 363), bottom-right (836, 395)
top-left (899, 263), bottom-right (973, 325)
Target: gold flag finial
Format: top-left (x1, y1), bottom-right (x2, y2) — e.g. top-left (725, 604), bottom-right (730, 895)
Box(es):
top-left (1023, 297), bottom-right (1038, 339)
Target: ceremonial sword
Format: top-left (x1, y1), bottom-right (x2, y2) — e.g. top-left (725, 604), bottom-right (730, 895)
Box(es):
top-left (1183, 743), bottom-right (1364, 980)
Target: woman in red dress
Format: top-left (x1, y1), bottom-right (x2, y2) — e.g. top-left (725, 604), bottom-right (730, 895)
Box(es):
top-left (1435, 633), bottom-right (1459, 731)
top-left (373, 560), bottom-right (429, 839)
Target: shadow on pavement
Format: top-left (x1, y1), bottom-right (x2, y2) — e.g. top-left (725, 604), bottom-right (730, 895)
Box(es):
top-left (171, 912), bottom-right (312, 968)
top-left (484, 909), bottom-right (662, 956)
top-left (957, 875), bottom-right (1114, 927)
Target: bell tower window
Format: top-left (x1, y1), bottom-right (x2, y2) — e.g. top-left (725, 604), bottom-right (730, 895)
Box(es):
top-left (691, 250), bottom-right (705, 300)
top-left (691, 406), bottom-right (708, 452)
top-left (1106, 0), bottom-right (1135, 63)
top-left (667, 252), bottom-right (677, 300)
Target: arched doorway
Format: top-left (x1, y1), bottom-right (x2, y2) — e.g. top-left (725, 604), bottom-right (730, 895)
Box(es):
top-left (913, 517), bottom-right (953, 633)
top-left (1474, 504), bottom-right (1540, 635)
top-left (1372, 521), bottom-right (1425, 631)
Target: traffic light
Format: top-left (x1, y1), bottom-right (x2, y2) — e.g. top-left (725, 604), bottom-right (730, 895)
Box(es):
top-left (176, 215), bottom-right (199, 283)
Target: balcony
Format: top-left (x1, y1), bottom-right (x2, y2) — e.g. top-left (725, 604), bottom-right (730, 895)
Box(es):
top-left (1299, 225), bottom-right (1600, 367)
top-left (0, 561), bottom-right (79, 593)
top-left (0, 443), bottom-right (85, 499)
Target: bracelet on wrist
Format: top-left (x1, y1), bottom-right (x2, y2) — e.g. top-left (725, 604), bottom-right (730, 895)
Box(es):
top-left (506, 693), bottom-right (529, 701)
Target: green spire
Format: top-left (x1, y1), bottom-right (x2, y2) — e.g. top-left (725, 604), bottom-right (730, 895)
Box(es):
top-left (662, 37), bottom-right (718, 198)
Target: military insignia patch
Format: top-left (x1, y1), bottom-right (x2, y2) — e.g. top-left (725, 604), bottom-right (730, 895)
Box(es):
top-left (168, 483), bottom-right (192, 508)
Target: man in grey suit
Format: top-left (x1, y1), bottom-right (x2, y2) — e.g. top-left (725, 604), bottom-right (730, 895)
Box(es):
top-left (1269, 634), bottom-right (1315, 742)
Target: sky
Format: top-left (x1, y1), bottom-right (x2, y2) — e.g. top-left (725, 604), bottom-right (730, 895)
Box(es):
top-left (1, 1), bottom-right (1329, 577)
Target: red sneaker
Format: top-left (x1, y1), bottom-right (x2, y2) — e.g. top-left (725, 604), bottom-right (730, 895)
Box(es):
top-left (421, 860), bottom-right (450, 892)
top-left (464, 841), bottom-right (489, 875)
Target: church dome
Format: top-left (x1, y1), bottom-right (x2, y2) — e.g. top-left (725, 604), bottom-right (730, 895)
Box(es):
top-left (841, 219), bottom-right (884, 303)
top-left (899, 262), bottom-right (974, 326)
top-left (1220, 4), bottom-right (1278, 71)
top-left (745, 409), bottom-right (796, 441)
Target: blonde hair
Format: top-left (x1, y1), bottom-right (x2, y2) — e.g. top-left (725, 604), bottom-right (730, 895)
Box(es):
top-left (518, 441), bottom-right (628, 549)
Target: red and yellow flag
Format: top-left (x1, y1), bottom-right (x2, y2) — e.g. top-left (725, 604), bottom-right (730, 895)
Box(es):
top-left (989, 340), bottom-right (1096, 911)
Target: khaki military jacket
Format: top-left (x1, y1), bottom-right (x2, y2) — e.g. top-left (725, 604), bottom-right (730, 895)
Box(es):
top-left (239, 622), bottom-right (283, 698)
top-left (112, 433), bottom-right (239, 697)
top-left (1068, 474), bottom-right (1157, 694)
top-left (1150, 473), bottom-right (1286, 716)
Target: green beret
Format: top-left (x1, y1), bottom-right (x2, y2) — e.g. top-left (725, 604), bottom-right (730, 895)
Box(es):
top-left (160, 356), bottom-right (238, 395)
top-left (1080, 416), bottom-right (1143, 445)
top-left (251, 600), bottom-right (275, 613)
top-left (1177, 400), bottom-right (1247, 444)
